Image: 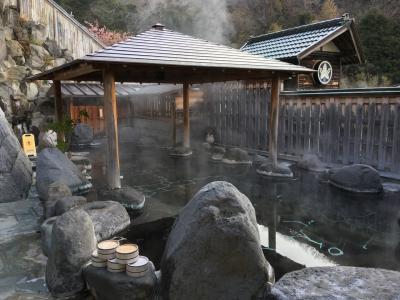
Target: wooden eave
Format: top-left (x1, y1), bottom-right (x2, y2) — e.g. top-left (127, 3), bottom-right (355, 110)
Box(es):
top-left (28, 60), bottom-right (311, 84)
top-left (297, 21), bottom-right (364, 64)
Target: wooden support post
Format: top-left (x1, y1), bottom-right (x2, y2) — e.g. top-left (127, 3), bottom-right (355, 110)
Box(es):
top-left (183, 83), bottom-right (190, 148)
top-left (269, 75), bottom-right (281, 166)
top-left (103, 69), bottom-right (121, 189)
top-left (172, 99), bottom-right (177, 146)
top-left (53, 80), bottom-right (65, 142)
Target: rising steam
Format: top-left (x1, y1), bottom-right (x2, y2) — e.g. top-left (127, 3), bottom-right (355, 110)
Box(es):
top-left (127, 0), bottom-right (233, 44)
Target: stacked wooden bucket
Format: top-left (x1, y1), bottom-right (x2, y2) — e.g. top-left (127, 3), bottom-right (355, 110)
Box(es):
top-left (91, 239), bottom-right (150, 277)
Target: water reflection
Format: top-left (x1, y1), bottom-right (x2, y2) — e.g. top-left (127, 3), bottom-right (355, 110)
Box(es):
top-left (258, 225), bottom-right (336, 267)
top-left (89, 141), bottom-right (400, 271)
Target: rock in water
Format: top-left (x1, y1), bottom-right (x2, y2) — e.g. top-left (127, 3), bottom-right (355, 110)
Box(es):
top-left (0, 108), bottom-right (32, 203)
top-left (269, 266), bottom-right (400, 299)
top-left (222, 148), bottom-right (252, 165)
top-left (83, 263), bottom-right (158, 300)
top-left (253, 155), bottom-right (270, 166)
top-left (99, 186), bottom-right (145, 213)
top-left (161, 181), bottom-right (274, 300)
top-left (329, 164), bottom-right (383, 193)
top-left (297, 153), bottom-right (325, 172)
top-left (46, 209), bottom-right (96, 297)
top-left (83, 201), bottom-right (130, 241)
top-left (210, 146), bottom-right (226, 161)
top-left (257, 162), bottom-right (293, 178)
top-left (71, 123), bottom-right (94, 146)
top-left (36, 147), bottom-right (91, 200)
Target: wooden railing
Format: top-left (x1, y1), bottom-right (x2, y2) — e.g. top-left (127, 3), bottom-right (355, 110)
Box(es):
top-left (2, 0), bottom-right (104, 58)
top-left (202, 84), bottom-right (400, 173)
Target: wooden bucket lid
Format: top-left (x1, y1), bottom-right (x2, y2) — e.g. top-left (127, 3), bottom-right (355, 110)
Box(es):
top-left (98, 240), bottom-right (119, 251)
top-left (116, 244), bottom-right (138, 255)
top-left (129, 256), bottom-right (149, 267)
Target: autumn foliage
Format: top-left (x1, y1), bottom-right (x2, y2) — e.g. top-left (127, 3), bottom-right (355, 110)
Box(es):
top-left (86, 21), bottom-right (130, 46)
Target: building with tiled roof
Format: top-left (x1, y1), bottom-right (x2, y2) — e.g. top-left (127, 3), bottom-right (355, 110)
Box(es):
top-left (241, 14), bottom-right (364, 90)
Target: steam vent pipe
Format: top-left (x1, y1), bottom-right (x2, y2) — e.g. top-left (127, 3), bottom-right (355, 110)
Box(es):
top-left (269, 75), bottom-right (281, 167)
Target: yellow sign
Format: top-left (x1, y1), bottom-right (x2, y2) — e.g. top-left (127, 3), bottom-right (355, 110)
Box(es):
top-left (22, 134), bottom-right (37, 157)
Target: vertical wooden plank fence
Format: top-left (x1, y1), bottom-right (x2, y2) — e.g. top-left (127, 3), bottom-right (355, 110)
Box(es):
top-left (202, 84), bottom-right (400, 174)
top-left (202, 82), bottom-right (271, 151)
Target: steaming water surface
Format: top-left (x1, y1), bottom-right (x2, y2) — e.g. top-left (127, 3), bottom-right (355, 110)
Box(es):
top-left (90, 139), bottom-right (400, 271)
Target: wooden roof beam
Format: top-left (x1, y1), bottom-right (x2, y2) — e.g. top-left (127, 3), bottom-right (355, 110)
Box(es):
top-left (53, 63), bottom-right (100, 81)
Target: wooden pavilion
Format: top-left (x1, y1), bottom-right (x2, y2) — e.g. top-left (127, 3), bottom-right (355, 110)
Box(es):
top-left (29, 23), bottom-right (313, 190)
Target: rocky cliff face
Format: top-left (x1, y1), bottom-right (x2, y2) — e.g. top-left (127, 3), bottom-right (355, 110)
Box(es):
top-left (0, 106), bottom-right (32, 202)
top-left (0, 4), bottom-right (73, 135)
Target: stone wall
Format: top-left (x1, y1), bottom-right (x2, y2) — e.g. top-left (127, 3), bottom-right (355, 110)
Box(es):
top-left (0, 3), bottom-right (73, 134)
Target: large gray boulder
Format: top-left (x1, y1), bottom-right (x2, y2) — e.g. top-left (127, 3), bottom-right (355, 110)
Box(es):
top-left (71, 123), bottom-right (94, 146)
top-left (36, 147), bottom-right (92, 200)
top-left (54, 195), bottom-right (87, 216)
top-left (330, 164), bottom-right (383, 193)
top-left (99, 186), bottom-right (145, 213)
top-left (44, 181), bottom-right (72, 219)
top-left (269, 266), bottom-right (400, 299)
top-left (46, 209), bottom-right (96, 297)
top-left (83, 263), bottom-right (158, 300)
top-left (83, 201), bottom-right (130, 241)
top-left (0, 108), bottom-right (32, 203)
top-left (161, 181), bottom-right (274, 300)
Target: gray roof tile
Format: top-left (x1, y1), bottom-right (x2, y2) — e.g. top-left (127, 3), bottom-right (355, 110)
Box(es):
top-left (242, 18), bottom-right (348, 59)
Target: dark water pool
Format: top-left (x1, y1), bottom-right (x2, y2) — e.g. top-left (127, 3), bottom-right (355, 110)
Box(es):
top-left (90, 141), bottom-right (400, 271)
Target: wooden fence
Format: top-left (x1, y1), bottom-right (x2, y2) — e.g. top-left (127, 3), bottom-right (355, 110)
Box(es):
top-left (202, 82), bottom-right (270, 150)
top-left (2, 0), bottom-right (104, 58)
top-left (202, 84), bottom-right (400, 173)
top-left (129, 94), bottom-right (176, 120)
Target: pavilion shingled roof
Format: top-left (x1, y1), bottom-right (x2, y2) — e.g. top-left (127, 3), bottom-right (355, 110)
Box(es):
top-left (29, 24), bottom-right (313, 83)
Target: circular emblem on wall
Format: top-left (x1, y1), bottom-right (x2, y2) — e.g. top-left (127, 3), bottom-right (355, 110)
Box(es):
top-left (315, 61), bottom-right (333, 85)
